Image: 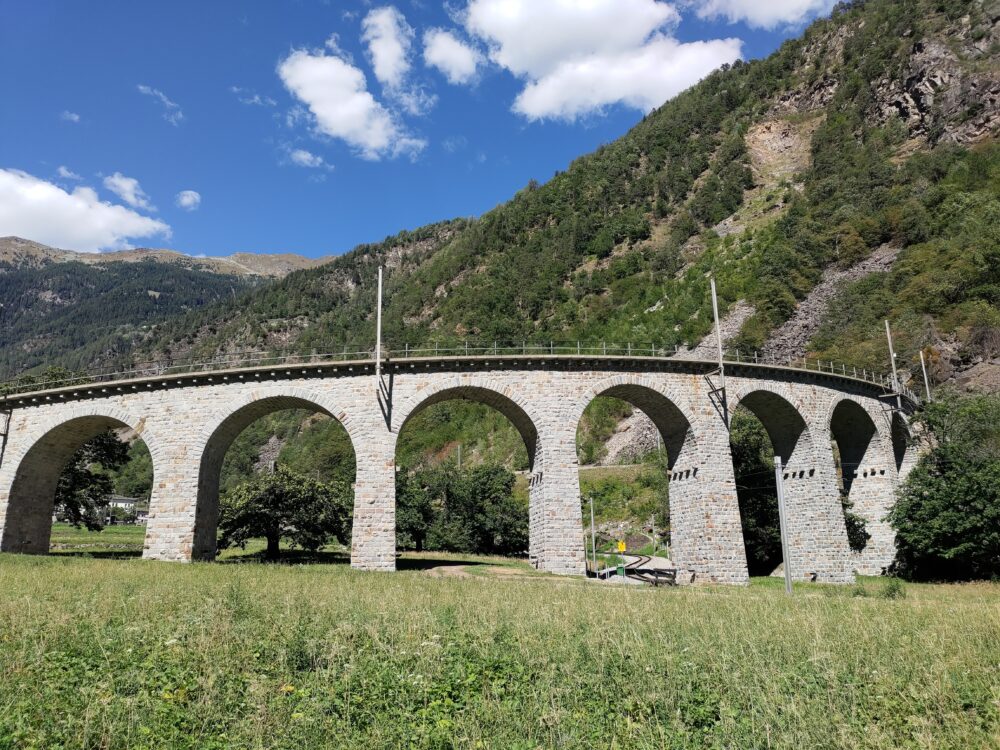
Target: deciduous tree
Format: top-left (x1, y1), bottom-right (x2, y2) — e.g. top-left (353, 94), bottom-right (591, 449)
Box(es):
top-left (889, 394), bottom-right (1000, 581)
top-left (56, 430), bottom-right (130, 531)
top-left (218, 467), bottom-right (351, 560)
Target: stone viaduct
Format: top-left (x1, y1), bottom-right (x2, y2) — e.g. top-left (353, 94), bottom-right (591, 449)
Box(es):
top-left (0, 354), bottom-right (918, 584)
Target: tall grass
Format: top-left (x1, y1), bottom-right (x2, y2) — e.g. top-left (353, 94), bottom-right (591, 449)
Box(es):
top-left (0, 552), bottom-right (997, 749)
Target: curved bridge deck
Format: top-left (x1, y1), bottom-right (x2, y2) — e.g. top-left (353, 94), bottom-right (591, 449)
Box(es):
top-left (0, 349), bottom-right (917, 409)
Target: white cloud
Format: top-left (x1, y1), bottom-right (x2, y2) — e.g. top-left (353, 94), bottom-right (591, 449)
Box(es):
top-left (423, 28), bottom-right (482, 84)
top-left (287, 148), bottom-right (334, 170)
top-left (277, 47), bottom-right (425, 160)
top-left (175, 190), bottom-right (201, 210)
top-left (57, 165), bottom-right (82, 180)
top-left (285, 105), bottom-right (309, 129)
top-left (60, 110), bottom-right (80, 123)
top-left (290, 149), bottom-right (322, 167)
top-left (688, 0), bottom-right (835, 29)
top-left (466, 0), bottom-right (677, 78)
top-left (324, 33), bottom-right (353, 59)
top-left (362, 6), bottom-right (413, 89)
top-left (361, 6), bottom-right (436, 115)
top-left (103, 172), bottom-right (155, 211)
top-left (393, 87), bottom-right (437, 117)
top-left (514, 35), bottom-right (743, 120)
top-left (137, 84), bottom-right (184, 125)
top-left (0, 168), bottom-right (170, 252)
top-left (462, 0), bottom-right (741, 120)
top-left (230, 86), bottom-right (276, 106)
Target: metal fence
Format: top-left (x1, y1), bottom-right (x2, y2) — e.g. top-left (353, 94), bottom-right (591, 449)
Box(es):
top-left (0, 340), bottom-right (920, 403)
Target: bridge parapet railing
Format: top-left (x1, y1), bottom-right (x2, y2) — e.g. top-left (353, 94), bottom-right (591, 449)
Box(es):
top-left (0, 347), bottom-right (376, 398)
top-left (0, 340), bottom-right (920, 403)
top-left (388, 341), bottom-right (918, 401)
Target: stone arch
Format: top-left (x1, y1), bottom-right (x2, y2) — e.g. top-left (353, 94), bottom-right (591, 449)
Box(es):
top-left (569, 374), bottom-right (697, 470)
top-left (733, 386), bottom-right (812, 466)
top-left (392, 381), bottom-right (540, 467)
top-left (192, 386), bottom-right (360, 560)
top-left (731, 383), bottom-right (853, 582)
top-left (0, 405), bottom-right (159, 554)
top-left (827, 395), bottom-right (897, 575)
top-left (572, 374), bottom-right (748, 584)
top-left (828, 397), bottom-right (887, 495)
top-left (391, 379), bottom-right (554, 567)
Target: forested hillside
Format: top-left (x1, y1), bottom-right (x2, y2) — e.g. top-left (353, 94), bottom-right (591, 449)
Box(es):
top-left (0, 236), bottom-right (328, 379)
top-left (0, 257), bottom-right (260, 377)
top-left (114, 0), bottom-right (998, 392)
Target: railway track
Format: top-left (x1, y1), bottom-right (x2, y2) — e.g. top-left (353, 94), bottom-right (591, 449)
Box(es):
top-left (595, 554), bottom-right (677, 586)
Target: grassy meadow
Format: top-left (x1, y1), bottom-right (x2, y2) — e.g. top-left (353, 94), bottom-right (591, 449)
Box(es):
top-left (0, 528), bottom-right (997, 749)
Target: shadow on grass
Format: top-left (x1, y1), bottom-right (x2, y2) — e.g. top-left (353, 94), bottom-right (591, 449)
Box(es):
top-left (49, 549), bottom-right (143, 560)
top-left (217, 548), bottom-right (352, 566)
top-left (46, 544), bottom-right (532, 572)
top-left (396, 556), bottom-right (484, 571)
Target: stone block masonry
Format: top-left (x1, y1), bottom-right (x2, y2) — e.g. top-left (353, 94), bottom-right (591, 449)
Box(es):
top-left (0, 357), bottom-right (914, 582)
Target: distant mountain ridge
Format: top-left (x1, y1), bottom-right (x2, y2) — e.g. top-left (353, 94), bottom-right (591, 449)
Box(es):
top-left (0, 236), bottom-right (331, 279)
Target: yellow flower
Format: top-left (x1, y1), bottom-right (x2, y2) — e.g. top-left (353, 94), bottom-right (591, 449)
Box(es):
top-left (279, 683), bottom-right (296, 694)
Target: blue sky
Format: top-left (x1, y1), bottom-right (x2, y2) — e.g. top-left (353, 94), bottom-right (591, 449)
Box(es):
top-left (0, 0), bottom-right (834, 257)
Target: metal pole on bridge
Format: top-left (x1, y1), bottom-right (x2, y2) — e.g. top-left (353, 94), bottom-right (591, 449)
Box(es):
top-left (774, 456), bottom-right (793, 595)
top-left (375, 266), bottom-right (383, 393)
top-left (710, 278), bottom-right (725, 392)
top-left (919, 350), bottom-right (933, 402)
top-left (884, 320), bottom-right (902, 411)
top-left (709, 277), bottom-right (730, 428)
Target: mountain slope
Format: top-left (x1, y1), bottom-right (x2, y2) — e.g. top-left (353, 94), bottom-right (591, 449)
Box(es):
top-left (0, 237), bottom-right (337, 378)
top-left (0, 236), bottom-right (330, 278)
top-left (115, 0), bottom-right (998, 395)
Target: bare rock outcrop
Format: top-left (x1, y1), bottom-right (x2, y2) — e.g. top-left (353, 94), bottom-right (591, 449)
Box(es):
top-left (746, 117), bottom-right (822, 184)
top-left (871, 17), bottom-right (1000, 147)
top-left (763, 244), bottom-right (900, 361)
top-left (601, 410), bottom-right (661, 465)
top-left (674, 300), bottom-right (757, 360)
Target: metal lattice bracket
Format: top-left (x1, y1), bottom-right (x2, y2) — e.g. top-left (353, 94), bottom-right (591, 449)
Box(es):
top-left (0, 408), bottom-right (11, 470)
top-left (704, 369), bottom-right (729, 428)
top-left (877, 391), bottom-right (905, 416)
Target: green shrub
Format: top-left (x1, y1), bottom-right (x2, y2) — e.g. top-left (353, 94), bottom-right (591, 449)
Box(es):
top-left (397, 464), bottom-right (527, 555)
top-left (889, 393), bottom-right (1000, 581)
top-left (880, 577), bottom-right (906, 599)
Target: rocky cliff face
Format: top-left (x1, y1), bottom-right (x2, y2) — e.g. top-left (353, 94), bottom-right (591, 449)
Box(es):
top-left (771, 6), bottom-right (1000, 148)
top-left (872, 13), bottom-right (1000, 147)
